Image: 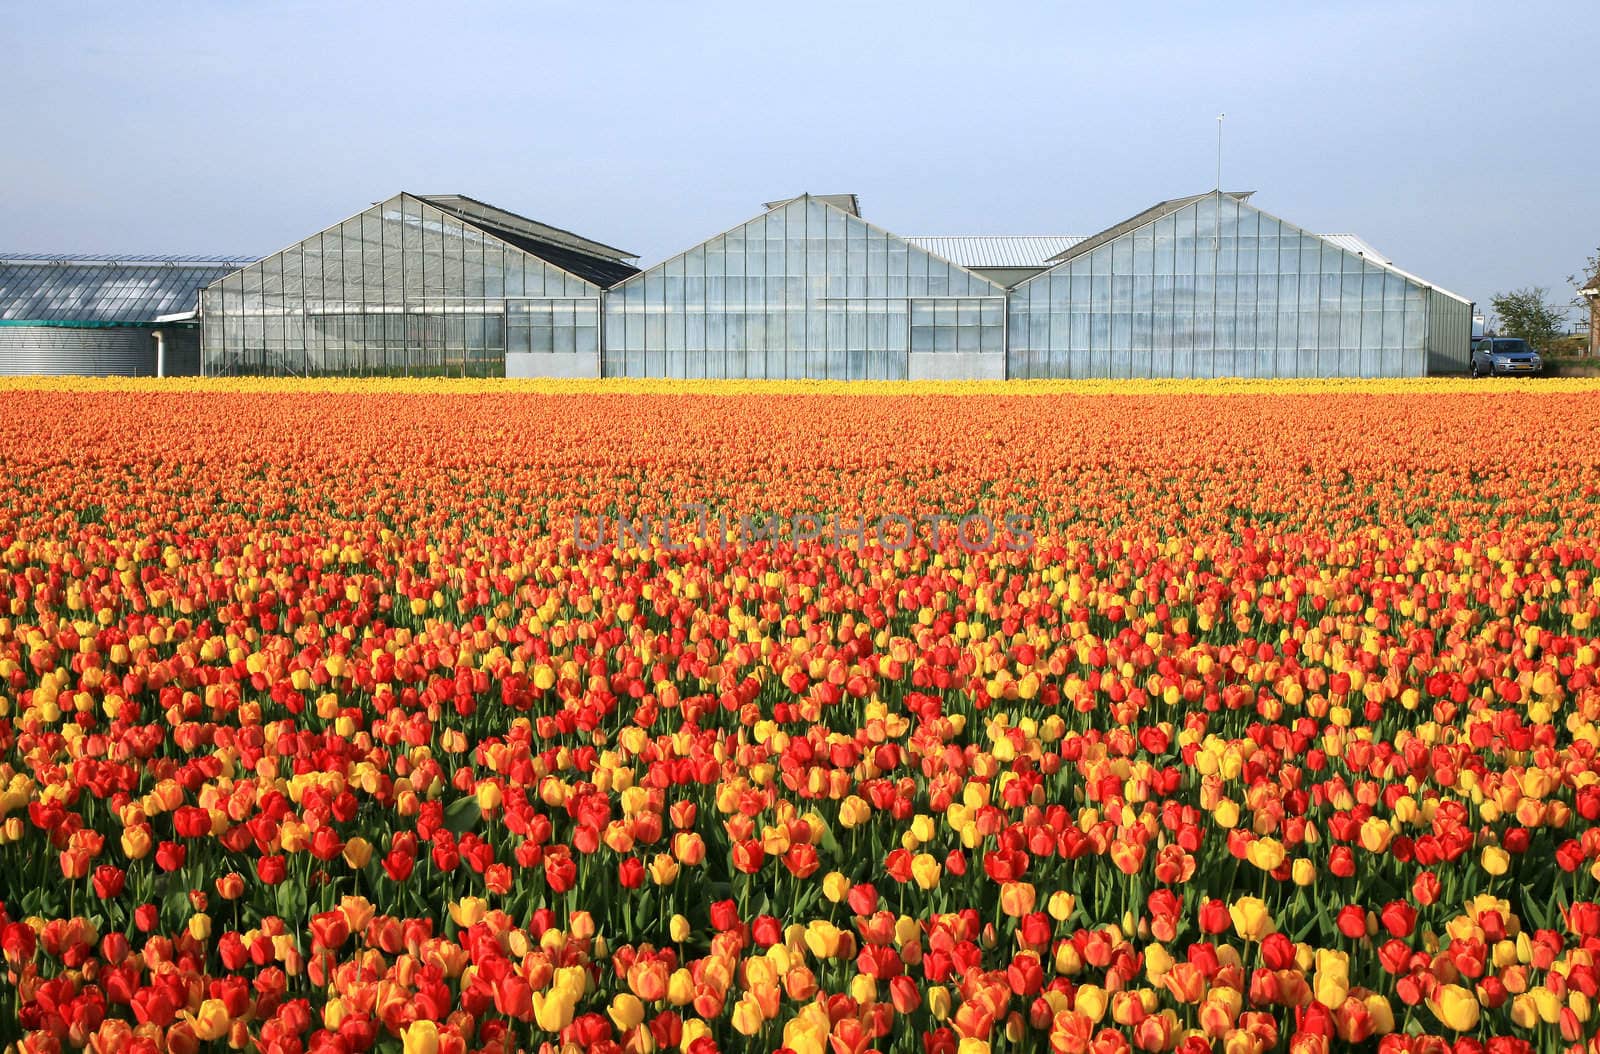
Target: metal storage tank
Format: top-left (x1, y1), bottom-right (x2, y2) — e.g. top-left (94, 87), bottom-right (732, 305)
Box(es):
top-left (0, 254), bottom-right (248, 375)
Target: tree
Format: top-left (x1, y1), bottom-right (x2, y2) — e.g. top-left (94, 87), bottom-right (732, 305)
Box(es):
top-left (1569, 246), bottom-right (1600, 309)
top-left (1489, 287), bottom-right (1564, 349)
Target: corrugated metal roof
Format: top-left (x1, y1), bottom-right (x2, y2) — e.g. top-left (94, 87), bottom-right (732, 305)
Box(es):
top-left (0, 256), bottom-right (252, 323)
top-left (1320, 234), bottom-right (1391, 264)
top-left (905, 236), bottom-right (1085, 268)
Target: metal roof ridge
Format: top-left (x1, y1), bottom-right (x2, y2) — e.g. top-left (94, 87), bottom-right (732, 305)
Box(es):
top-left (905, 234), bottom-right (1086, 239)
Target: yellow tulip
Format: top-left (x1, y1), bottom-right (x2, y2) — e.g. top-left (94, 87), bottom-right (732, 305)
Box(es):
top-left (1144, 943), bottom-right (1174, 982)
top-left (401, 1020), bottom-right (440, 1054)
top-left (1531, 986), bottom-right (1562, 1024)
top-left (1364, 993), bottom-right (1396, 1034)
top-left (1229, 897), bottom-right (1273, 941)
top-left (1245, 838), bottom-right (1285, 871)
top-left (470, 783), bottom-right (502, 815)
top-left (730, 992), bottom-right (766, 1035)
top-left (670, 914), bottom-right (691, 942)
top-left (838, 796), bottom-right (871, 827)
top-left (532, 989), bottom-right (576, 1032)
top-left (1359, 817), bottom-right (1393, 853)
top-left (342, 836), bottom-right (372, 869)
top-left (120, 825), bottom-right (152, 860)
top-left (1313, 949), bottom-right (1349, 1009)
top-left (1075, 984), bottom-right (1108, 1023)
top-left (188, 999), bottom-right (232, 1042)
top-left (1429, 983), bottom-right (1481, 1031)
top-left (609, 993), bottom-right (644, 1031)
top-left (783, 1003), bottom-right (832, 1054)
top-left (649, 853), bottom-right (680, 886)
top-left (449, 897), bottom-right (487, 928)
top-left (804, 921), bottom-right (844, 959)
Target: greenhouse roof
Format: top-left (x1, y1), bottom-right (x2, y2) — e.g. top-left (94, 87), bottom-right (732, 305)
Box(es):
top-left (416, 194), bottom-right (642, 287)
top-left (0, 255), bottom-right (253, 323)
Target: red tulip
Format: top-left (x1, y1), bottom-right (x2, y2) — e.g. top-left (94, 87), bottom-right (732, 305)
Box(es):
top-left (1379, 901), bottom-right (1416, 938)
top-left (1335, 906), bottom-right (1367, 940)
top-left (731, 840), bottom-right (765, 875)
top-left (154, 841), bottom-right (187, 872)
top-left (90, 865), bottom-right (125, 899)
top-left (256, 854), bottom-right (288, 885)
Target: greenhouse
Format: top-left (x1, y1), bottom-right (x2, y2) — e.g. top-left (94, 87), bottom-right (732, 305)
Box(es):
top-left (185, 187), bottom-right (1473, 380)
top-left (199, 193), bottom-right (638, 377)
top-left (0, 254), bottom-right (246, 375)
top-left (1005, 191), bottom-right (1472, 379)
top-left (602, 195), bottom-right (1007, 380)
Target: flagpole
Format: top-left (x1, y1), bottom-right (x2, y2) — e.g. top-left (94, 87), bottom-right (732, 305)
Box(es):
top-left (1216, 113), bottom-right (1225, 190)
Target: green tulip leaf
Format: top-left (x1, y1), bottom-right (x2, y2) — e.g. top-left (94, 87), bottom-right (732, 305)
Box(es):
top-left (442, 796), bottom-right (482, 834)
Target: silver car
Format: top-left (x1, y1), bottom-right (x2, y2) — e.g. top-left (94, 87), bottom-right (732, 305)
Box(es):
top-left (1470, 338), bottom-right (1543, 378)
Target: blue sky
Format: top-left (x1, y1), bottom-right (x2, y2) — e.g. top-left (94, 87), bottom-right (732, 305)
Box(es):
top-left (5, 1), bottom-right (1596, 314)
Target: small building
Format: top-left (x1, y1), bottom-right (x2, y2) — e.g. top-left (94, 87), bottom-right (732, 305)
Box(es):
top-left (0, 254), bottom-right (247, 375)
top-left (199, 193), bottom-right (639, 377)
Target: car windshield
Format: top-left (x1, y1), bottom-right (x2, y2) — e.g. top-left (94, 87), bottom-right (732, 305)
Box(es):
top-left (1492, 340), bottom-right (1532, 354)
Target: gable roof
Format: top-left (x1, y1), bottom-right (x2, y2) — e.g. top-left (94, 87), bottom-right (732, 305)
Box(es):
top-left (1042, 191), bottom-right (1256, 265)
top-left (909, 231), bottom-right (1397, 273)
top-left (613, 193), bottom-right (1004, 295)
top-left (763, 193), bottom-right (861, 217)
top-left (905, 236), bottom-right (1085, 269)
top-left (1014, 191), bottom-right (1470, 306)
top-left (416, 193), bottom-right (640, 288)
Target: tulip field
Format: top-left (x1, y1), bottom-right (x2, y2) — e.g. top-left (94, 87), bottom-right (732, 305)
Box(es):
top-left (7, 376), bottom-right (1600, 1054)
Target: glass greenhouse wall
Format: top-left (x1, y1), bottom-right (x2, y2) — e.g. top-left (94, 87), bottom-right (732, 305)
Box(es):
top-left (1007, 192), bottom-right (1465, 379)
top-left (602, 196), bottom-right (1006, 380)
top-left (200, 194), bottom-right (612, 377)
